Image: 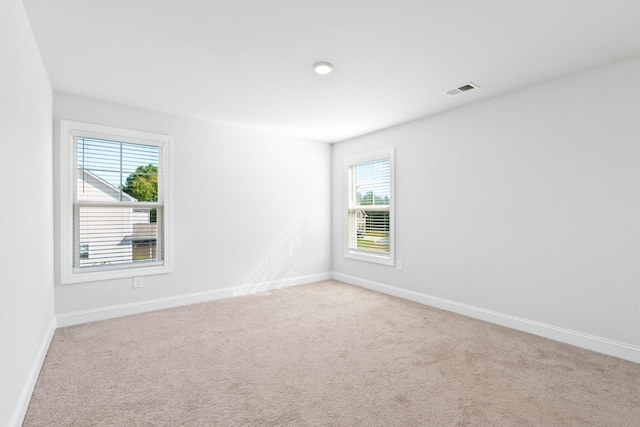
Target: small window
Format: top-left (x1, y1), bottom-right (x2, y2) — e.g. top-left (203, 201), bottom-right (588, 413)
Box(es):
top-left (59, 121), bottom-right (172, 284)
top-left (345, 148), bottom-right (394, 265)
top-left (79, 243), bottom-right (90, 260)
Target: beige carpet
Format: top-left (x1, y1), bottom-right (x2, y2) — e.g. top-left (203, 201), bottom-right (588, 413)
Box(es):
top-left (24, 281), bottom-right (640, 426)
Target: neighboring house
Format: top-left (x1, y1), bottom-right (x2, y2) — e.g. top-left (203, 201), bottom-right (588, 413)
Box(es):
top-left (355, 210), bottom-right (367, 238)
top-left (130, 221), bottom-right (158, 261)
top-left (76, 170), bottom-right (156, 267)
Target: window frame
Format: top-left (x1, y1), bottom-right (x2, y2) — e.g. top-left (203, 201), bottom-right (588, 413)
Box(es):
top-left (59, 120), bottom-right (172, 284)
top-left (344, 147), bottom-right (395, 266)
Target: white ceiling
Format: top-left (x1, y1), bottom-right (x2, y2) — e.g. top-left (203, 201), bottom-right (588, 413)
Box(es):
top-left (23, 0), bottom-right (640, 143)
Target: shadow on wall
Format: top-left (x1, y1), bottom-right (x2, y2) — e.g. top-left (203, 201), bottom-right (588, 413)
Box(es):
top-left (234, 214), bottom-right (302, 296)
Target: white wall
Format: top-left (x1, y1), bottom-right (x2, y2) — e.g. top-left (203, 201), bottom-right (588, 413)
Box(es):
top-left (332, 56), bottom-right (640, 354)
top-left (53, 93), bottom-right (331, 320)
top-left (0, 1), bottom-right (55, 426)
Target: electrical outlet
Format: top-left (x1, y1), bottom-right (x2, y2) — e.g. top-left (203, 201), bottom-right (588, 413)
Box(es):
top-left (319, 250), bottom-right (325, 259)
top-left (133, 277), bottom-right (143, 288)
top-left (396, 260), bottom-right (403, 271)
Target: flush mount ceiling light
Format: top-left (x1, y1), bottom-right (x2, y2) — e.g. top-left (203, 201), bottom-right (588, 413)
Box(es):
top-left (313, 61), bottom-right (333, 75)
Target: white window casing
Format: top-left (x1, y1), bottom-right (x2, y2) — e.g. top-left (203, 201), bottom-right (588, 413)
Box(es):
top-left (344, 148), bottom-right (395, 266)
top-left (59, 120), bottom-right (172, 284)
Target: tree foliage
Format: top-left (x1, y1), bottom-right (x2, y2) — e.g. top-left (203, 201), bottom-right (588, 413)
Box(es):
top-left (123, 164), bottom-right (158, 222)
top-left (123, 164), bottom-right (158, 202)
top-left (357, 191), bottom-right (389, 206)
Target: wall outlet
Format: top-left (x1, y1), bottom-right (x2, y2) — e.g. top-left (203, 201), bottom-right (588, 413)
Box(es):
top-left (396, 260), bottom-right (403, 271)
top-left (319, 250), bottom-right (325, 259)
top-left (133, 277), bottom-right (143, 288)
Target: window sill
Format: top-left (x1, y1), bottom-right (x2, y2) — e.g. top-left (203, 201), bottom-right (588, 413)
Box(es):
top-left (345, 250), bottom-right (395, 266)
top-left (60, 263), bottom-right (171, 285)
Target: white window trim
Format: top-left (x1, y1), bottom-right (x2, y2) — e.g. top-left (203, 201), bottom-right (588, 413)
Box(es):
top-left (344, 147), bottom-right (395, 266)
top-left (59, 120), bottom-right (173, 284)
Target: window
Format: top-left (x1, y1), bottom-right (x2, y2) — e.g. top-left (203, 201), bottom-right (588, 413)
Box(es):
top-left (345, 148), bottom-right (394, 265)
top-left (60, 121), bottom-right (172, 284)
top-left (79, 243), bottom-right (90, 260)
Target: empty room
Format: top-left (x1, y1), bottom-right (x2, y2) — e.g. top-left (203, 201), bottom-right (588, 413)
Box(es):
top-left (2, 0), bottom-right (640, 425)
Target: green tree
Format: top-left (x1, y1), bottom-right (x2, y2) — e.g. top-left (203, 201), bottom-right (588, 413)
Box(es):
top-left (357, 191), bottom-right (389, 206)
top-left (123, 164), bottom-right (158, 201)
top-left (123, 164), bottom-right (158, 222)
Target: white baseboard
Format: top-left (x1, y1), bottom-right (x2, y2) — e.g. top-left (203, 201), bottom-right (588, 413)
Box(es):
top-left (332, 272), bottom-right (640, 364)
top-left (57, 272), bottom-right (332, 327)
top-left (10, 316), bottom-right (57, 427)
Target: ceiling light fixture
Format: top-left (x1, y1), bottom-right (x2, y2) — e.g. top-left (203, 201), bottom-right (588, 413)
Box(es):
top-left (313, 61), bottom-right (333, 75)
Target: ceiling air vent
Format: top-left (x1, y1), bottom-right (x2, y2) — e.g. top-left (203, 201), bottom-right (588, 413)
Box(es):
top-left (445, 82), bottom-right (479, 96)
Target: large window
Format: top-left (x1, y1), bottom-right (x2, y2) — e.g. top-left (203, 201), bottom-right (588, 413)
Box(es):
top-left (345, 148), bottom-right (394, 265)
top-left (60, 121), bottom-right (172, 284)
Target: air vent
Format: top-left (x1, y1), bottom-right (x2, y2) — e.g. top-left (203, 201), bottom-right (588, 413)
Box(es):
top-left (445, 82), bottom-right (479, 96)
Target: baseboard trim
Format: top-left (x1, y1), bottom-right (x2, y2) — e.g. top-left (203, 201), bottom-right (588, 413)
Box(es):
top-left (57, 272), bottom-right (332, 327)
top-left (10, 316), bottom-right (57, 427)
top-left (332, 272), bottom-right (640, 364)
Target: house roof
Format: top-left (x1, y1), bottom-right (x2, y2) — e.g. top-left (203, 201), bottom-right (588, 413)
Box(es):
top-left (78, 169), bottom-right (137, 202)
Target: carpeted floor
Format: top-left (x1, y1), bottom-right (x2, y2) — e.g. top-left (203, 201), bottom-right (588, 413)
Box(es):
top-left (24, 281), bottom-right (640, 426)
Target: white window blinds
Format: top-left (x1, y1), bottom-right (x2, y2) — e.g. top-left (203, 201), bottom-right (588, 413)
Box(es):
top-left (346, 148), bottom-right (394, 265)
top-left (73, 136), bottom-right (164, 271)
